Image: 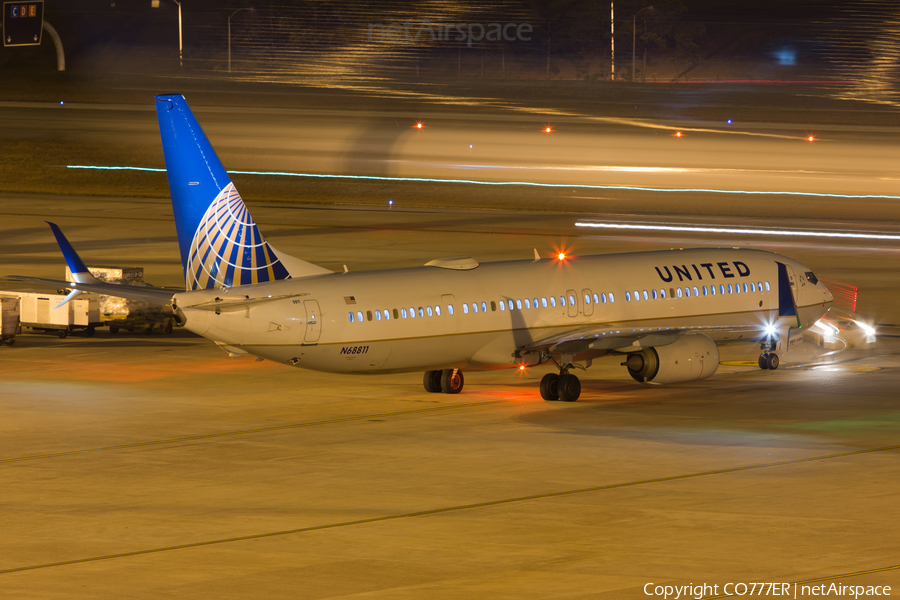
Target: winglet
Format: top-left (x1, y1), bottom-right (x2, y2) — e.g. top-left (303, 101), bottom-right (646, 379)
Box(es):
top-left (533, 248), bottom-right (541, 261)
top-left (46, 222), bottom-right (98, 285)
top-left (53, 289), bottom-right (84, 310)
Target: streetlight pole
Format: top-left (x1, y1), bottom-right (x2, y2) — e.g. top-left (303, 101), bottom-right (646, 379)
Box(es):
top-left (228, 8), bottom-right (253, 73)
top-left (151, 0), bottom-right (182, 69)
top-left (632, 6), bottom-right (653, 82)
top-left (610, 2), bottom-right (615, 81)
top-left (174, 0), bottom-right (182, 69)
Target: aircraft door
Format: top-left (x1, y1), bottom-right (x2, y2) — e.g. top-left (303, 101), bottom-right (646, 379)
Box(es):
top-left (582, 288), bottom-right (594, 317)
top-left (785, 265), bottom-right (798, 302)
top-left (566, 289), bottom-right (578, 318)
top-left (303, 299), bottom-right (321, 344)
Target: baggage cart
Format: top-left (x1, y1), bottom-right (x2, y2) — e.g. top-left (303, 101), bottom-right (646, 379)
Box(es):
top-left (14, 292), bottom-right (102, 338)
top-left (0, 296), bottom-right (20, 345)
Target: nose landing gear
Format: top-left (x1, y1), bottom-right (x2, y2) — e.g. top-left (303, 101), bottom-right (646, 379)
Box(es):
top-left (758, 339), bottom-right (780, 370)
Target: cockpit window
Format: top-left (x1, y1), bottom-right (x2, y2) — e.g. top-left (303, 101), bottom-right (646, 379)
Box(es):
top-left (805, 271), bottom-right (818, 285)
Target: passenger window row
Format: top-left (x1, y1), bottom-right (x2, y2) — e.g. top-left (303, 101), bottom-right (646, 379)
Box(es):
top-left (346, 281), bottom-right (771, 322)
top-left (347, 305), bottom-right (446, 323)
top-left (346, 291), bottom-right (617, 323)
top-left (625, 281), bottom-right (771, 302)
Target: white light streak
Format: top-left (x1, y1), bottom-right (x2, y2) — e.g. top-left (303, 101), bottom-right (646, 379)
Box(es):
top-left (574, 221), bottom-right (900, 241)
top-left (65, 165), bottom-right (900, 201)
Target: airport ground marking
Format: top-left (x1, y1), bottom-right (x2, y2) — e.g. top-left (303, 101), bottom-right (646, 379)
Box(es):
top-left (2, 443), bottom-right (899, 575)
top-left (64, 165), bottom-right (900, 202)
top-left (701, 563), bottom-right (900, 599)
top-left (0, 400), bottom-right (506, 465)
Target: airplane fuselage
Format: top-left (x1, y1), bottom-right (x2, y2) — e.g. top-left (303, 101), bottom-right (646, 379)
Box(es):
top-left (174, 248), bottom-right (833, 374)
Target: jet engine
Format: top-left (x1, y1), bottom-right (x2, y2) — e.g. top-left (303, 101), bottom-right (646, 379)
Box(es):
top-left (623, 334), bottom-right (719, 384)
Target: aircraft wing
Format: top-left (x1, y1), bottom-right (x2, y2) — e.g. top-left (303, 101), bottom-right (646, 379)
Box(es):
top-left (6, 222), bottom-right (178, 306)
top-left (520, 323), bottom-right (768, 357)
top-left (5, 275), bottom-right (177, 305)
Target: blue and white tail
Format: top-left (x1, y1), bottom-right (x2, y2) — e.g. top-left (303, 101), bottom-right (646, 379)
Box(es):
top-left (155, 94), bottom-right (329, 290)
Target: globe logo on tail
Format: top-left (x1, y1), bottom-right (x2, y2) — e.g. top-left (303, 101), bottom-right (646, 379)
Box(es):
top-left (186, 183), bottom-right (290, 290)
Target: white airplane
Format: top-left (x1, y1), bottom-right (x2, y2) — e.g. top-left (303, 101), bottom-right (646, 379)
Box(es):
top-left (12, 95), bottom-right (834, 402)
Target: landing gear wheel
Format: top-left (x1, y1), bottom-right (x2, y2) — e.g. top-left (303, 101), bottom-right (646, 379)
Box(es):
top-left (540, 373), bottom-right (560, 401)
top-left (58, 330), bottom-right (68, 339)
top-left (109, 325), bottom-right (119, 334)
top-left (6, 338), bottom-right (14, 346)
top-left (758, 356), bottom-right (769, 370)
top-left (163, 320), bottom-right (173, 334)
top-left (441, 369), bottom-right (464, 394)
top-left (86, 326), bottom-right (96, 337)
top-left (766, 353), bottom-right (780, 370)
top-left (423, 370), bottom-right (443, 393)
top-left (558, 373), bottom-right (581, 402)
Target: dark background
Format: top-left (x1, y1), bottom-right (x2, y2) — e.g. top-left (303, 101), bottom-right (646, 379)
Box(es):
top-left (2, 1), bottom-right (891, 85)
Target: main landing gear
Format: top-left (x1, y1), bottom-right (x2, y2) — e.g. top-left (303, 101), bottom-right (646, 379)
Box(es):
top-left (540, 368), bottom-right (581, 402)
top-left (758, 339), bottom-right (780, 370)
top-left (423, 369), bottom-right (464, 394)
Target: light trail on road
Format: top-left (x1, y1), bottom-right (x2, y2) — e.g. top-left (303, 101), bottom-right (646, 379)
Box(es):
top-left (574, 221), bottom-right (900, 241)
top-left (65, 165), bottom-right (900, 201)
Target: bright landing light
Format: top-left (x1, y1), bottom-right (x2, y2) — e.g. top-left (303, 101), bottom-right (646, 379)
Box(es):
top-left (853, 320), bottom-right (876, 336)
top-left (574, 221), bottom-right (900, 242)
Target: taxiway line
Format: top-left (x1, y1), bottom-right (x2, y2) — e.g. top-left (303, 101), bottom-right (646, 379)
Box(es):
top-left (2, 443), bottom-right (898, 575)
top-left (0, 399), bottom-right (506, 465)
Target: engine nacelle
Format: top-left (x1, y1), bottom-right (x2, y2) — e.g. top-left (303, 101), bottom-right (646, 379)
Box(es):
top-left (624, 334), bottom-right (719, 384)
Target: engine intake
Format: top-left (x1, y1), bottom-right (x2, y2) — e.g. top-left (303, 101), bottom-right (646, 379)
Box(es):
top-left (624, 334), bottom-right (719, 384)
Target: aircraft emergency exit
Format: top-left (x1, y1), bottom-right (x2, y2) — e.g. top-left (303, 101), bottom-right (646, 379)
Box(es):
top-left (11, 95), bottom-right (834, 402)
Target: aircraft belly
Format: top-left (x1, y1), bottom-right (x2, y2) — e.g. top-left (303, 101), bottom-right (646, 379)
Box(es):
top-left (379, 333), bottom-right (486, 372)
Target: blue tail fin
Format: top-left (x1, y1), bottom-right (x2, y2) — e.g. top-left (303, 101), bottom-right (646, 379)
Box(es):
top-left (155, 94), bottom-right (294, 290)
